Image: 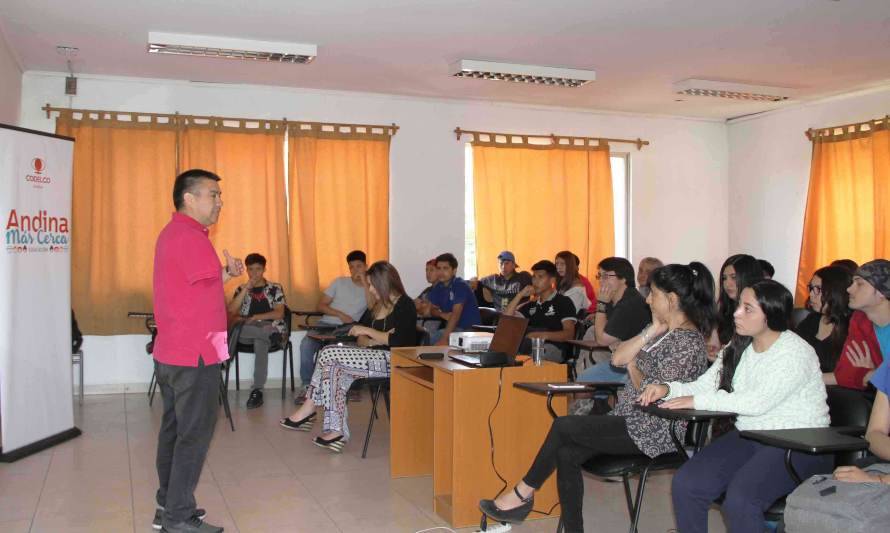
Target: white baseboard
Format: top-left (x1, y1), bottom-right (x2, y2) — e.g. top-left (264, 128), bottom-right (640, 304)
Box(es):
top-left (80, 378), bottom-right (293, 396)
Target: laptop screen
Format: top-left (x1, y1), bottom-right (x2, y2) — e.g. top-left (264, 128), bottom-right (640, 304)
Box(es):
top-left (488, 314), bottom-right (529, 357)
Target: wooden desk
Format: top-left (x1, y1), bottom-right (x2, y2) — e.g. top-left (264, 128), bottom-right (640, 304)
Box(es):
top-left (390, 346), bottom-right (567, 528)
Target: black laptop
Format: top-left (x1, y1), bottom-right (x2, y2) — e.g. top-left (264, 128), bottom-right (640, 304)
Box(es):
top-left (449, 315), bottom-right (528, 367)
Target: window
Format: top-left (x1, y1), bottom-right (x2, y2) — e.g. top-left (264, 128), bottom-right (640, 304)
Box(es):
top-left (463, 143), bottom-right (630, 278)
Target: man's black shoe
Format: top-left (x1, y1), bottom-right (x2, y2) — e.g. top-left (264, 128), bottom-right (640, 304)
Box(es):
top-left (153, 508), bottom-right (206, 530)
top-left (246, 389), bottom-right (263, 409)
top-left (161, 515), bottom-right (223, 533)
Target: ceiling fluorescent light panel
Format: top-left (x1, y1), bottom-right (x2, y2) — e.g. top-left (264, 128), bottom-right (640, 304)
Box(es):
top-left (147, 32), bottom-right (317, 63)
top-left (673, 79), bottom-right (795, 102)
top-left (451, 59), bottom-right (596, 88)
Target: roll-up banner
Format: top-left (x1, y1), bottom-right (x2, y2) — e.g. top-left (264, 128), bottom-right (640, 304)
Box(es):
top-left (0, 123), bottom-right (80, 462)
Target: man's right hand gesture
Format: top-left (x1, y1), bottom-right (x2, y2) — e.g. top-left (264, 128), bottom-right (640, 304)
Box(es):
top-left (223, 249), bottom-right (244, 278)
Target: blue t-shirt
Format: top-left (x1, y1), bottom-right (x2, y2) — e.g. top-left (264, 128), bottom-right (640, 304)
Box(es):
top-left (427, 277), bottom-right (481, 329)
top-left (875, 323), bottom-right (890, 362)
top-left (869, 323), bottom-right (890, 394)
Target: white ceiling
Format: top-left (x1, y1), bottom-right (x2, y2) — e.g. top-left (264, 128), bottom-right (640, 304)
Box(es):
top-left (2, 0), bottom-right (889, 120)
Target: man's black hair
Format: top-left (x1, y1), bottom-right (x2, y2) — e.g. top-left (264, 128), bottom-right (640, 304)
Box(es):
top-left (245, 253), bottom-right (266, 267)
top-left (435, 253), bottom-right (458, 269)
top-left (346, 250), bottom-right (367, 264)
top-left (597, 257), bottom-right (636, 288)
top-left (531, 260), bottom-right (558, 278)
top-left (173, 168), bottom-right (221, 210)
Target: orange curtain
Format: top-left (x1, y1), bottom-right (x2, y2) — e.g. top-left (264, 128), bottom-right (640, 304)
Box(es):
top-left (57, 116), bottom-right (178, 334)
top-left (796, 128), bottom-right (890, 303)
top-left (179, 124), bottom-right (290, 300)
top-left (287, 132), bottom-right (390, 310)
top-left (472, 144), bottom-right (614, 279)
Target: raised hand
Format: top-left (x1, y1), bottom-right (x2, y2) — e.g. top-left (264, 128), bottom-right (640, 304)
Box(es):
top-left (223, 249), bottom-right (244, 277)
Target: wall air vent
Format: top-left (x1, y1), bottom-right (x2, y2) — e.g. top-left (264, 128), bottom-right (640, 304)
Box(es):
top-left (147, 32), bottom-right (316, 64)
top-left (451, 59), bottom-right (595, 88)
top-left (673, 79), bottom-right (795, 102)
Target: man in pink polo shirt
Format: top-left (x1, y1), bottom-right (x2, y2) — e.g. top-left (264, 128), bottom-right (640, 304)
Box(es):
top-left (152, 168), bottom-right (243, 533)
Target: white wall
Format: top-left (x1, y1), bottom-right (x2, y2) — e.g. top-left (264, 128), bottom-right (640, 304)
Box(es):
top-left (20, 71), bottom-right (730, 392)
top-left (0, 27), bottom-right (22, 125)
top-left (727, 85), bottom-right (890, 287)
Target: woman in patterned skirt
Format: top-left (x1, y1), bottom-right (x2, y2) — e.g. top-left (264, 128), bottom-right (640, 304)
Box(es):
top-left (280, 261), bottom-right (417, 452)
top-left (479, 262), bottom-right (717, 533)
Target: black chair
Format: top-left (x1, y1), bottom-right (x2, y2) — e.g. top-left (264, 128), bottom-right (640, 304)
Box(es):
top-left (740, 385), bottom-right (873, 524)
top-left (350, 327), bottom-right (429, 459)
top-left (561, 310), bottom-right (589, 381)
top-left (137, 313), bottom-right (234, 431)
top-left (565, 405), bottom-right (736, 533)
top-left (503, 382), bottom-right (735, 533)
top-left (225, 306), bottom-right (295, 400)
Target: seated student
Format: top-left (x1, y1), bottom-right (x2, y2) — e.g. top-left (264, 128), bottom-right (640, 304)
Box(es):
top-left (717, 254), bottom-right (764, 344)
top-left (641, 279), bottom-right (831, 533)
top-left (297, 251), bottom-right (371, 399)
top-left (758, 258), bottom-right (775, 279)
top-left (280, 261), bottom-right (417, 451)
top-left (567, 252), bottom-right (597, 314)
top-left (636, 256), bottom-right (664, 299)
top-left (576, 257), bottom-right (651, 386)
top-left (504, 260), bottom-right (577, 362)
top-left (227, 253), bottom-right (287, 409)
top-left (479, 263), bottom-right (714, 532)
top-left (794, 265), bottom-right (853, 384)
top-left (415, 258), bottom-right (442, 335)
top-left (835, 259), bottom-right (890, 388)
top-left (423, 253), bottom-right (481, 346)
top-left (555, 251), bottom-right (591, 315)
top-left (469, 250), bottom-right (532, 313)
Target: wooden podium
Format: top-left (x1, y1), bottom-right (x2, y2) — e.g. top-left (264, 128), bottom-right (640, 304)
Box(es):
top-left (390, 346), bottom-right (567, 528)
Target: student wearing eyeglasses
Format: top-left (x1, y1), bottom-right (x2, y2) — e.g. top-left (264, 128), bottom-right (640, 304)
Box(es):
top-left (793, 265), bottom-right (853, 384)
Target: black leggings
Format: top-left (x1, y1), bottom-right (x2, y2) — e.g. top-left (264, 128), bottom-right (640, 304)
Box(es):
top-left (523, 415), bottom-right (641, 533)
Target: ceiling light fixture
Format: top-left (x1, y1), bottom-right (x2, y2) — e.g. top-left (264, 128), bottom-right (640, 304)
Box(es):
top-left (672, 79), bottom-right (795, 102)
top-left (147, 32), bottom-right (316, 64)
top-left (451, 59), bottom-right (595, 88)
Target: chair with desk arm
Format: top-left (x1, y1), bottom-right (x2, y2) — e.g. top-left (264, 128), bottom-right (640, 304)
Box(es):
top-left (737, 384), bottom-right (873, 527)
top-left (506, 381), bottom-right (737, 533)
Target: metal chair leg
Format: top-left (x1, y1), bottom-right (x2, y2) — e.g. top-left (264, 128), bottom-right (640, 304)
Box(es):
top-left (288, 343), bottom-right (296, 392)
top-left (280, 346), bottom-right (287, 400)
top-left (148, 369), bottom-right (158, 406)
top-left (362, 384), bottom-right (383, 458)
top-left (234, 353), bottom-right (240, 391)
top-left (219, 374), bottom-right (235, 431)
top-left (629, 464), bottom-right (653, 533)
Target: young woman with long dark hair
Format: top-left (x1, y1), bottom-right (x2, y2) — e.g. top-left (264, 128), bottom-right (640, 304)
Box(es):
top-left (716, 254), bottom-right (764, 344)
top-left (641, 279), bottom-right (830, 533)
top-left (794, 265), bottom-right (853, 383)
top-left (280, 261), bottom-right (417, 452)
top-left (479, 263), bottom-right (716, 533)
top-left (555, 250), bottom-right (590, 314)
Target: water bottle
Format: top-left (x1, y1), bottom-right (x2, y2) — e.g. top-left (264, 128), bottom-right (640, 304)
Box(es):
top-left (531, 337), bottom-right (545, 366)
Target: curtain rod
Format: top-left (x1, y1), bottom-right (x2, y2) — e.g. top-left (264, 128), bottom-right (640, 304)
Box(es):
top-left (805, 115), bottom-right (889, 141)
top-left (454, 127), bottom-right (649, 151)
top-left (41, 104), bottom-right (399, 136)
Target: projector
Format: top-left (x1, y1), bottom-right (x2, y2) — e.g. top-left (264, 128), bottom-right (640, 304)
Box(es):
top-left (449, 331), bottom-right (493, 352)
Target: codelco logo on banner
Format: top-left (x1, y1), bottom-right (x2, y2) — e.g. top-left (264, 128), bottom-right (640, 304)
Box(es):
top-left (25, 157), bottom-right (52, 186)
top-left (5, 209), bottom-right (70, 253)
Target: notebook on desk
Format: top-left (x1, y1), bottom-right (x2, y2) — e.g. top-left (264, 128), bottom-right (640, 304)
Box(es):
top-left (449, 315), bottom-right (528, 368)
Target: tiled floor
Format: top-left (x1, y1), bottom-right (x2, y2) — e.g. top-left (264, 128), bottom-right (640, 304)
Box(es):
top-left (0, 390), bottom-right (729, 533)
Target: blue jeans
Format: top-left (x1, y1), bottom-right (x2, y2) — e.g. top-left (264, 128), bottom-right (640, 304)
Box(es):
top-left (299, 335), bottom-right (324, 385)
top-left (578, 362), bottom-right (628, 383)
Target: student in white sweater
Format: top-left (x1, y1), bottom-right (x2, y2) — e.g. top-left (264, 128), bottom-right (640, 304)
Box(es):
top-left (640, 279), bottom-right (831, 533)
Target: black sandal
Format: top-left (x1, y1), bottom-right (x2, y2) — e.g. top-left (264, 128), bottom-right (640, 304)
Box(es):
top-left (478, 486), bottom-right (534, 524)
top-left (313, 435), bottom-right (346, 453)
top-left (279, 412), bottom-right (316, 431)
